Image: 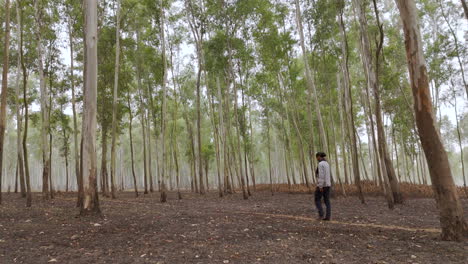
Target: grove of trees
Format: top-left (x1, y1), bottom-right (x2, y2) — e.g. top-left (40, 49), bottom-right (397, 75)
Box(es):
top-left (0, 0), bottom-right (467, 240)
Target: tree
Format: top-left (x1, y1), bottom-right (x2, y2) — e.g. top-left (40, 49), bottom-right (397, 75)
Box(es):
top-left (186, 0), bottom-right (206, 195)
top-left (34, 0), bottom-right (51, 200)
top-left (64, 0), bottom-right (83, 207)
top-left (81, 0), bottom-right (100, 215)
top-left (395, 0), bottom-right (467, 241)
top-left (338, 0), bottom-right (363, 203)
top-left (461, 0), bottom-right (468, 20)
top-left (110, 0), bottom-right (122, 199)
top-left (0, 0), bottom-right (11, 204)
top-left (19, 0), bottom-right (32, 207)
top-left (15, 0), bottom-right (26, 198)
top-left (353, 0), bottom-right (401, 205)
top-left (160, 0), bottom-right (168, 202)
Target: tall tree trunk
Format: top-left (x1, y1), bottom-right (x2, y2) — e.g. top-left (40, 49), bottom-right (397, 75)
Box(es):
top-left (338, 75), bottom-right (349, 186)
top-left (372, 0), bottom-right (402, 204)
top-left (207, 80), bottom-right (223, 197)
top-left (451, 82), bottom-right (467, 196)
top-left (35, 0), bottom-right (50, 200)
top-left (100, 128), bottom-right (109, 197)
top-left (195, 60), bottom-right (204, 195)
top-left (134, 29), bottom-right (149, 195)
top-left (49, 131), bottom-right (54, 198)
top-left (217, 76), bottom-right (232, 194)
top-left (354, 0), bottom-right (399, 205)
top-left (141, 109), bottom-right (149, 194)
top-left (396, 0), bottom-right (468, 240)
top-left (147, 119), bottom-right (154, 193)
top-left (183, 108), bottom-right (198, 193)
top-left (15, 0), bottom-right (26, 198)
top-left (110, 0), bottom-right (121, 200)
top-left (160, 0), bottom-right (168, 203)
top-left (240, 82), bottom-right (251, 196)
top-left (462, 0), bottom-right (468, 20)
top-left (47, 74), bottom-right (55, 198)
top-left (330, 77), bottom-right (345, 196)
top-left (127, 92), bottom-right (138, 197)
top-left (186, 2), bottom-right (206, 195)
top-left (81, 0), bottom-right (100, 215)
top-left (0, 0), bottom-right (11, 204)
top-left (20, 7), bottom-right (32, 207)
top-left (67, 10), bottom-right (82, 207)
top-left (227, 45), bottom-right (247, 200)
top-left (64, 129), bottom-right (69, 193)
top-left (266, 111), bottom-right (273, 196)
top-left (338, 4), bottom-right (363, 202)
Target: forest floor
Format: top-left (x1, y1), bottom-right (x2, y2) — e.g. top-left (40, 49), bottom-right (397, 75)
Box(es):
top-left (0, 190), bottom-right (467, 264)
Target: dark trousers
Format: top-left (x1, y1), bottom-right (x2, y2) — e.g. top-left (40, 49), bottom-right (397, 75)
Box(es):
top-left (315, 187), bottom-right (331, 219)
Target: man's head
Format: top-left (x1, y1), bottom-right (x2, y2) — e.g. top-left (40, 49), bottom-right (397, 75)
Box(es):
top-left (315, 152), bottom-right (326, 161)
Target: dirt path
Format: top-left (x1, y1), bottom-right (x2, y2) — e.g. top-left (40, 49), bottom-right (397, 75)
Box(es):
top-left (0, 191), bottom-right (466, 263)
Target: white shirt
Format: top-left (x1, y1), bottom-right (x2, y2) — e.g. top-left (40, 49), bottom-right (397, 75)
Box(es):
top-left (317, 160), bottom-right (331, 188)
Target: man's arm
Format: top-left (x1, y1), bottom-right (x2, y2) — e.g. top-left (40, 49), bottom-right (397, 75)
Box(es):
top-left (325, 162), bottom-right (331, 187)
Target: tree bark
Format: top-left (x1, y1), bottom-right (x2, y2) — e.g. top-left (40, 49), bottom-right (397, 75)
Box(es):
top-left (396, 0), bottom-right (467, 241)
top-left (226, 42), bottom-right (247, 200)
top-left (451, 82), bottom-right (467, 197)
top-left (217, 76), bottom-right (232, 194)
top-left (81, 0), bottom-right (100, 215)
top-left (186, 0), bottom-right (206, 195)
top-left (67, 8), bottom-right (82, 207)
top-left (127, 92), bottom-right (138, 197)
top-left (354, 0), bottom-right (401, 205)
top-left (110, 0), bottom-right (121, 200)
top-left (160, 0), bottom-right (168, 203)
top-left (0, 0), bottom-right (11, 204)
top-left (338, 4), bottom-right (363, 202)
top-left (15, 0), bottom-right (26, 198)
top-left (34, 0), bottom-right (51, 200)
top-left (19, 5), bottom-right (32, 207)
top-left (100, 127), bottom-right (109, 196)
top-left (207, 78), bottom-right (223, 197)
top-left (462, 0), bottom-right (468, 20)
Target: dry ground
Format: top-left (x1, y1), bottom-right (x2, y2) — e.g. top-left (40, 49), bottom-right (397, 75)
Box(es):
top-left (0, 190), bottom-right (467, 263)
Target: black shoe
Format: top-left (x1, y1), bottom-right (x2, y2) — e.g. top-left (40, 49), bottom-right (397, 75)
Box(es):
top-left (322, 218), bottom-right (330, 221)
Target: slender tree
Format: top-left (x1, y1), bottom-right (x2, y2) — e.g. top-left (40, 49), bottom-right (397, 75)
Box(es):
top-left (338, 1), bottom-right (363, 202)
top-left (34, 0), bottom-right (51, 200)
top-left (126, 90), bottom-right (138, 197)
top-left (0, 0), bottom-right (11, 204)
top-left (110, 0), bottom-right (121, 199)
top-left (160, 0), bottom-right (168, 203)
top-left (65, 0), bottom-right (83, 207)
top-left (15, 0), bottom-right (26, 197)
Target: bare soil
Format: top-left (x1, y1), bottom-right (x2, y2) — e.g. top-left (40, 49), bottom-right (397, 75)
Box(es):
top-left (0, 191), bottom-right (467, 263)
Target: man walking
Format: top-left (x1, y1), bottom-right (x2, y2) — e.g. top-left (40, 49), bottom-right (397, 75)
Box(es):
top-left (315, 152), bottom-right (331, 221)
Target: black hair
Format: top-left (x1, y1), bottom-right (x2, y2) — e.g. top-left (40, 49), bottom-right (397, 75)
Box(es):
top-left (315, 152), bottom-right (327, 158)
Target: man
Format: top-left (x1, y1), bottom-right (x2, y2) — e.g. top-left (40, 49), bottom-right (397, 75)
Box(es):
top-left (315, 152), bottom-right (331, 221)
